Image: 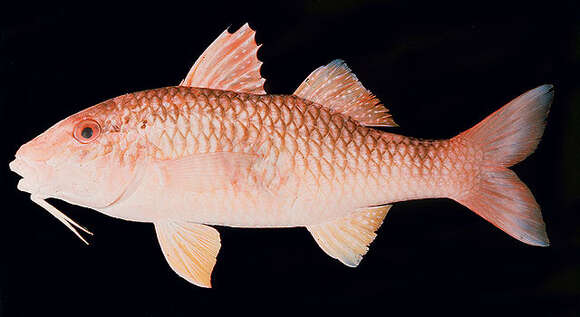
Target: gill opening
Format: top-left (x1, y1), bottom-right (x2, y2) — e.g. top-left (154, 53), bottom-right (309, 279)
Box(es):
top-left (31, 195), bottom-right (93, 245)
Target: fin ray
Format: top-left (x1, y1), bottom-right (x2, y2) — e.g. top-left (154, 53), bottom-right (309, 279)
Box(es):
top-left (454, 85), bottom-right (553, 246)
top-left (459, 84), bottom-right (553, 167)
top-left (181, 23), bottom-right (266, 94)
top-left (155, 221), bottom-right (221, 287)
top-left (154, 152), bottom-right (261, 192)
top-left (294, 59), bottom-right (396, 127)
top-left (307, 205), bottom-right (391, 267)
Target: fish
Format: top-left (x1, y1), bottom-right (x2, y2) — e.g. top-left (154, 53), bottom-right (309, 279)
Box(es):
top-left (9, 23), bottom-right (553, 288)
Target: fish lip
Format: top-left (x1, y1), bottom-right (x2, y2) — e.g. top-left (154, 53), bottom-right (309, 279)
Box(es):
top-left (9, 158), bottom-right (24, 177)
top-left (9, 157), bottom-right (41, 195)
top-left (16, 178), bottom-right (36, 194)
top-left (9, 156), bottom-right (37, 177)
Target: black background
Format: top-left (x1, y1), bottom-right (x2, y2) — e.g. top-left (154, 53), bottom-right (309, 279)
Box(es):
top-left (1, 1), bottom-right (579, 316)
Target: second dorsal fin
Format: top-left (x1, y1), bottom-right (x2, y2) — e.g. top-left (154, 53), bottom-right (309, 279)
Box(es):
top-left (180, 23), bottom-right (266, 94)
top-left (294, 59), bottom-right (397, 127)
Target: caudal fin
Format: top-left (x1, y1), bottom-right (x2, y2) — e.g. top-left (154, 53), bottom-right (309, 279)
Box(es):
top-left (454, 85), bottom-right (553, 246)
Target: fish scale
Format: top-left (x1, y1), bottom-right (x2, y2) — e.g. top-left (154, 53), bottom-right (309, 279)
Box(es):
top-left (98, 86), bottom-right (478, 226)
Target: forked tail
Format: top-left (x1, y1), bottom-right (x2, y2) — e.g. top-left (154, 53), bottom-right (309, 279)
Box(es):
top-left (454, 85), bottom-right (553, 246)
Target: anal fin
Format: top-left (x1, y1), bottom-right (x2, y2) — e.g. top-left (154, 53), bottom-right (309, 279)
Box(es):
top-left (307, 205), bottom-right (391, 267)
top-left (154, 221), bottom-right (221, 288)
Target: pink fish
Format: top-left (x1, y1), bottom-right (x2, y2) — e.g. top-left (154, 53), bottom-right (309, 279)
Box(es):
top-left (9, 23), bottom-right (553, 287)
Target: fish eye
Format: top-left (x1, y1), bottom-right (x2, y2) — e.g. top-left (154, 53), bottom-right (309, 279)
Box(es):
top-left (73, 119), bottom-right (101, 144)
top-left (81, 127), bottom-right (93, 139)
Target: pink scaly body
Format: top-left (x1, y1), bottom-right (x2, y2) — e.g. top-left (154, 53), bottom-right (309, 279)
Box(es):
top-left (98, 87), bottom-right (479, 226)
top-left (9, 24), bottom-right (552, 287)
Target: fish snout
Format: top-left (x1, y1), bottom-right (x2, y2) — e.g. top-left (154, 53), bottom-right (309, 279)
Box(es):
top-left (14, 139), bottom-right (55, 162)
top-left (9, 158), bottom-right (28, 177)
top-left (10, 143), bottom-right (47, 179)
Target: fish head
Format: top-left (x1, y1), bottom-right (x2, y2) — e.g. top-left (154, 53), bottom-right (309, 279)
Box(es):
top-left (9, 98), bottom-right (146, 210)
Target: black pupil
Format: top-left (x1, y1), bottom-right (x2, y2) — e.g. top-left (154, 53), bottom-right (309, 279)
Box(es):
top-left (81, 127), bottom-right (93, 139)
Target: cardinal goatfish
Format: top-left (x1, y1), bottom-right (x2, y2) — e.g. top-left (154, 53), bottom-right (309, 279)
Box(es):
top-left (9, 23), bottom-right (553, 287)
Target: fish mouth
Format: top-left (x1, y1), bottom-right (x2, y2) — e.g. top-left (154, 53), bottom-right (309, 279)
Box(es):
top-left (9, 158), bottom-right (26, 176)
top-left (10, 157), bottom-right (92, 244)
top-left (9, 158), bottom-right (41, 195)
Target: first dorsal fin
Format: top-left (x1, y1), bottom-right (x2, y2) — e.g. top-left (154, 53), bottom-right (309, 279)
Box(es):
top-left (180, 23), bottom-right (266, 94)
top-left (294, 59), bottom-right (397, 127)
top-left (307, 205), bottom-right (391, 267)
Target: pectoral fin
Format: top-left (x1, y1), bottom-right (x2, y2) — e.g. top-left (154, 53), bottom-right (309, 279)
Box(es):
top-left (307, 205), bottom-right (391, 267)
top-left (154, 221), bottom-right (221, 288)
top-left (154, 152), bottom-right (261, 193)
